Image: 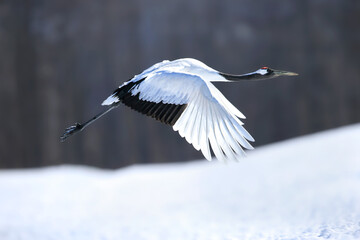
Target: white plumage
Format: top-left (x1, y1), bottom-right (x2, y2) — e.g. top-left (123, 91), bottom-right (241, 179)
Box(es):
top-left (102, 58), bottom-right (254, 162)
top-left (61, 58), bottom-right (298, 163)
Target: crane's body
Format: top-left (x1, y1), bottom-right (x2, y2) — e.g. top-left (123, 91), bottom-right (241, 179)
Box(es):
top-left (61, 58), bottom-right (297, 162)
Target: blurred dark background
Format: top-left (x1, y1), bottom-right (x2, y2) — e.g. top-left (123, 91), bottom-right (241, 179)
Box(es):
top-left (0, 0), bottom-right (359, 168)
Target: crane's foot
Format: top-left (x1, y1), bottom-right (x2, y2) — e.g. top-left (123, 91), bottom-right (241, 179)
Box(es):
top-left (60, 123), bottom-right (83, 142)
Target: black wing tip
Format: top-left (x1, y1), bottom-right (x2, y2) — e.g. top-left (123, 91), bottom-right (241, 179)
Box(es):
top-left (60, 123), bottom-right (82, 142)
top-left (122, 92), bottom-right (187, 126)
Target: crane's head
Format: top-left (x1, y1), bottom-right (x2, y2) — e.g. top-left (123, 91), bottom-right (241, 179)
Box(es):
top-left (219, 66), bottom-right (298, 81)
top-left (255, 67), bottom-right (298, 79)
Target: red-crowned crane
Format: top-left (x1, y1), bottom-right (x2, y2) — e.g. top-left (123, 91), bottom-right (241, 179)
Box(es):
top-left (61, 58), bottom-right (298, 162)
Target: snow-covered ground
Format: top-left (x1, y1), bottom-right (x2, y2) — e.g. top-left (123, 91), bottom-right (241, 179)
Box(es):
top-left (1, 124), bottom-right (360, 240)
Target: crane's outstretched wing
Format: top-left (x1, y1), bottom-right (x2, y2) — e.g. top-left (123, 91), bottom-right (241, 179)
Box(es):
top-left (102, 71), bottom-right (254, 162)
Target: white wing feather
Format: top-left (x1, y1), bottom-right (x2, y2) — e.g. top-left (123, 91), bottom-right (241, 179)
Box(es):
top-left (103, 59), bottom-right (254, 162)
top-left (131, 71), bottom-right (253, 162)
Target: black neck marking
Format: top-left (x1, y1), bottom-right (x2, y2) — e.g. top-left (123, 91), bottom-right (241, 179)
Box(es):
top-left (219, 70), bottom-right (274, 81)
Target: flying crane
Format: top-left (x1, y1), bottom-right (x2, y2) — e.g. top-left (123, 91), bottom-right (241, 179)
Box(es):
top-left (61, 58), bottom-right (297, 162)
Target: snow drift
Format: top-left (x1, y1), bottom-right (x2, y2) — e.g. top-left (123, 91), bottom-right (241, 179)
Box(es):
top-left (0, 124), bottom-right (360, 240)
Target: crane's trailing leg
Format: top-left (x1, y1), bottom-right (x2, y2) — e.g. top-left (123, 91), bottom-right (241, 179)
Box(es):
top-left (60, 104), bottom-right (118, 142)
top-left (60, 123), bottom-right (83, 142)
